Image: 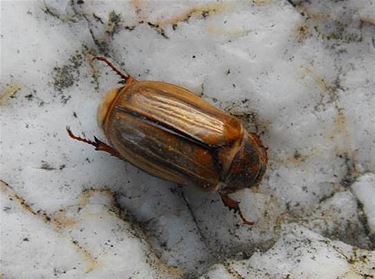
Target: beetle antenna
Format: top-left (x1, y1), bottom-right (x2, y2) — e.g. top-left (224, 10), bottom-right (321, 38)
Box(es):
top-left (66, 127), bottom-right (122, 158)
top-left (94, 56), bottom-right (130, 82)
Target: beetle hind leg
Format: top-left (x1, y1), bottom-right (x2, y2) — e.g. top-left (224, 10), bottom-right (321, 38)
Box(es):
top-left (220, 193), bottom-right (255, 226)
top-left (66, 127), bottom-right (122, 159)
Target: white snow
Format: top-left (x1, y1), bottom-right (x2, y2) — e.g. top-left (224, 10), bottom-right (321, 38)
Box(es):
top-left (1, 0), bottom-right (374, 277)
top-left (352, 173), bottom-right (375, 234)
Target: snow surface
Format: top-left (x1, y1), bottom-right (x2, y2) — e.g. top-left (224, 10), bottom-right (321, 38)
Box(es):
top-left (1, 0), bottom-right (374, 278)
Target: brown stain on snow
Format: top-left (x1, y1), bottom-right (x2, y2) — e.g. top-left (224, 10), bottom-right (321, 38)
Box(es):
top-left (271, 149), bottom-right (312, 168)
top-left (52, 210), bottom-right (77, 229)
top-left (0, 181), bottom-right (181, 275)
top-left (296, 24), bottom-right (310, 42)
top-left (330, 108), bottom-right (352, 146)
top-left (131, 0), bottom-right (147, 21)
top-left (291, 2), bottom-right (331, 21)
top-left (155, 3), bottom-right (229, 28)
top-left (0, 180), bottom-right (39, 217)
top-left (78, 188), bottom-right (114, 207)
top-left (301, 66), bottom-right (338, 100)
top-left (0, 180), bottom-right (99, 273)
top-left (131, 1), bottom-right (229, 28)
top-left (0, 83), bottom-right (22, 105)
top-left (300, 66), bottom-right (361, 183)
top-left (252, 0), bottom-right (272, 5)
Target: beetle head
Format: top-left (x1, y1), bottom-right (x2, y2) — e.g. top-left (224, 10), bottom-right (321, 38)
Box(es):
top-left (220, 133), bottom-right (268, 194)
top-left (97, 87), bottom-right (121, 128)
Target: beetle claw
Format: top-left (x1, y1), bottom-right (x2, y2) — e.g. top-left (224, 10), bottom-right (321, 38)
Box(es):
top-left (238, 210), bottom-right (255, 226)
top-left (220, 193), bottom-right (255, 226)
top-left (66, 127), bottom-right (122, 159)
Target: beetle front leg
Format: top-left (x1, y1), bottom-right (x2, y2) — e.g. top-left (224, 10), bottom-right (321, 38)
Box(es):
top-left (94, 56), bottom-right (136, 85)
top-left (66, 127), bottom-right (122, 159)
top-left (220, 193), bottom-right (255, 226)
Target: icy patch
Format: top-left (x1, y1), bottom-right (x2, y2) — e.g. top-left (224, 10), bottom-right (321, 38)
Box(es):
top-left (0, 181), bottom-right (180, 278)
top-left (201, 225), bottom-right (375, 279)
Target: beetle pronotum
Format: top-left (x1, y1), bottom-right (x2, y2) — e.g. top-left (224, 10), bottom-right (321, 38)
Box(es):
top-left (67, 57), bottom-right (268, 225)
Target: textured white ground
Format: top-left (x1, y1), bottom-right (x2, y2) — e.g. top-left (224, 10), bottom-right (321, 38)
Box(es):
top-left (1, 0), bottom-right (374, 278)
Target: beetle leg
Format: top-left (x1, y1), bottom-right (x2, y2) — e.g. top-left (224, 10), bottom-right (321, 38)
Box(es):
top-left (66, 127), bottom-right (122, 159)
top-left (94, 56), bottom-right (135, 84)
top-left (220, 194), bottom-right (255, 226)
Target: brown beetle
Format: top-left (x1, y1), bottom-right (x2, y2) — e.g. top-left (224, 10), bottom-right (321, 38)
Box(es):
top-left (67, 57), bottom-right (268, 225)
